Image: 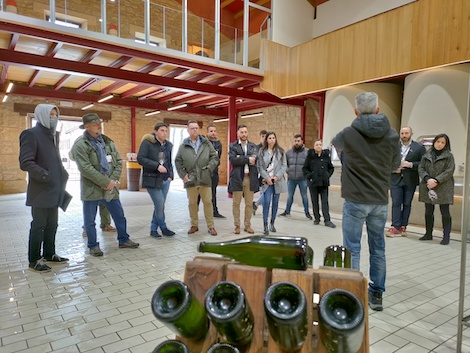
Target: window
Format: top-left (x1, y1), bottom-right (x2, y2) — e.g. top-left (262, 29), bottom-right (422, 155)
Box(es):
top-left (44, 11), bottom-right (87, 30)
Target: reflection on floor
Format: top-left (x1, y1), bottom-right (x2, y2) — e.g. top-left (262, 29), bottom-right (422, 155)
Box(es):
top-left (0, 180), bottom-right (469, 353)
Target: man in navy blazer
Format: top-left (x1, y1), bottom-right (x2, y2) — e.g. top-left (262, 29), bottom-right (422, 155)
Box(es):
top-left (386, 126), bottom-right (426, 237)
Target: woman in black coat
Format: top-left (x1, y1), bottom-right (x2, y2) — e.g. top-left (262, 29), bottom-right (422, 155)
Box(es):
top-left (302, 139), bottom-right (336, 228)
top-left (418, 133), bottom-right (455, 244)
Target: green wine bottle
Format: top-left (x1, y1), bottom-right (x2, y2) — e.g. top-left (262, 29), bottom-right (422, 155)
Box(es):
top-left (152, 339), bottom-right (190, 353)
top-left (264, 281), bottom-right (308, 352)
top-left (205, 281), bottom-right (254, 346)
top-left (323, 245), bottom-right (352, 268)
top-left (318, 288), bottom-right (365, 353)
top-left (151, 280), bottom-right (209, 341)
top-left (198, 236), bottom-right (311, 271)
top-left (206, 343), bottom-right (240, 353)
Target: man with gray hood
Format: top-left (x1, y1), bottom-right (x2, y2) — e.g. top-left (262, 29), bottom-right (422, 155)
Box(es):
top-left (331, 92), bottom-right (400, 312)
top-left (20, 104), bottom-right (70, 272)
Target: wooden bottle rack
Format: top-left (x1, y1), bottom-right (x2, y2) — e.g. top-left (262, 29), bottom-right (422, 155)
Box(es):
top-left (178, 256), bottom-right (370, 353)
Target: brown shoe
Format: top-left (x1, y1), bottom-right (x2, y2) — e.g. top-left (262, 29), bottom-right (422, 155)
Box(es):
top-left (101, 225), bottom-right (116, 232)
top-left (187, 226), bottom-right (199, 234)
top-left (208, 227), bottom-right (217, 236)
top-left (234, 226), bottom-right (241, 234)
top-left (244, 227), bottom-right (255, 234)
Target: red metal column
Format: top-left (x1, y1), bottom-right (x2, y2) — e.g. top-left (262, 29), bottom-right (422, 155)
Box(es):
top-left (300, 103), bottom-right (306, 139)
top-left (318, 92), bottom-right (326, 139)
top-left (227, 96), bottom-right (237, 197)
top-left (131, 107), bottom-right (136, 152)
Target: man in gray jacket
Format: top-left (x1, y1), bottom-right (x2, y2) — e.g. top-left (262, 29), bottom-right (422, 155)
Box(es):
top-left (175, 120), bottom-right (219, 236)
top-left (279, 134), bottom-right (312, 219)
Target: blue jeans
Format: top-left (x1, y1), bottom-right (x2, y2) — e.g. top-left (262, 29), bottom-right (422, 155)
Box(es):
top-left (83, 199), bottom-right (130, 248)
top-left (263, 185), bottom-right (280, 222)
top-left (342, 200), bottom-right (387, 294)
top-left (390, 180), bottom-right (416, 229)
top-left (146, 180), bottom-right (170, 232)
top-left (256, 190), bottom-right (264, 206)
top-left (285, 179), bottom-right (310, 214)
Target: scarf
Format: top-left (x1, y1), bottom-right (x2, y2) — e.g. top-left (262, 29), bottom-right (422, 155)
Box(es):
top-left (86, 133), bottom-right (110, 175)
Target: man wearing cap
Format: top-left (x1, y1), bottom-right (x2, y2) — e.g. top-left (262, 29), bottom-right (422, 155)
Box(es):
top-left (19, 104), bottom-right (70, 272)
top-left (71, 113), bottom-right (139, 256)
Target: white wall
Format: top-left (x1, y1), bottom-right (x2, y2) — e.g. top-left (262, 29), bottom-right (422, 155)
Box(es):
top-left (313, 0), bottom-right (416, 38)
top-left (402, 63), bottom-right (470, 178)
top-left (323, 83), bottom-right (403, 155)
top-left (272, 0), bottom-right (315, 47)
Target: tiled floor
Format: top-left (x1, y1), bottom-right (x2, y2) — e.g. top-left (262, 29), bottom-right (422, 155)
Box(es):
top-left (1, 180), bottom-right (470, 352)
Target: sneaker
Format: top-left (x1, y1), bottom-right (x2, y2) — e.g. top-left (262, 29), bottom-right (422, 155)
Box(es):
top-left (119, 239), bottom-right (140, 248)
top-left (368, 292), bottom-right (383, 311)
top-left (386, 227), bottom-right (400, 237)
top-left (305, 213), bottom-right (313, 220)
top-left (44, 254), bottom-right (69, 262)
top-left (325, 221), bottom-right (336, 228)
top-left (150, 230), bottom-right (162, 238)
top-left (89, 246), bottom-right (104, 257)
top-left (213, 213), bottom-right (226, 219)
top-left (279, 212), bottom-right (290, 217)
top-left (252, 202), bottom-right (258, 216)
top-left (161, 228), bottom-right (175, 236)
top-left (314, 219), bottom-right (320, 225)
top-left (400, 226), bottom-right (407, 237)
top-left (29, 258), bottom-right (51, 272)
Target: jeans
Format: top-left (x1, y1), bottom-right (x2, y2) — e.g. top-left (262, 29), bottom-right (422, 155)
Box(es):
top-left (263, 185), bottom-right (280, 222)
top-left (83, 199), bottom-right (130, 248)
top-left (342, 200), bottom-right (387, 294)
top-left (146, 180), bottom-right (170, 232)
top-left (309, 185), bottom-right (331, 221)
top-left (285, 179), bottom-right (310, 214)
top-left (29, 207), bottom-right (58, 263)
top-left (256, 190), bottom-right (264, 206)
top-left (390, 179), bottom-right (416, 229)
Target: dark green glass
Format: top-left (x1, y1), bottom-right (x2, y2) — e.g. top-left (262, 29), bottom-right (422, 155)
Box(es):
top-left (264, 281), bottom-right (308, 352)
top-left (205, 281), bottom-right (254, 346)
top-left (318, 288), bottom-right (365, 353)
top-left (198, 236), bottom-right (311, 271)
top-left (151, 280), bottom-right (209, 341)
top-left (323, 245), bottom-right (352, 268)
top-left (206, 343), bottom-right (240, 353)
top-left (152, 339), bottom-right (190, 353)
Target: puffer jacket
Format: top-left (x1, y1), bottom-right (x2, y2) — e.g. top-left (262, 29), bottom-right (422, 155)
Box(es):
top-left (137, 133), bottom-right (174, 189)
top-left (70, 132), bottom-right (123, 201)
top-left (418, 149), bottom-right (455, 204)
top-left (175, 135), bottom-right (219, 188)
top-left (286, 145), bottom-right (309, 180)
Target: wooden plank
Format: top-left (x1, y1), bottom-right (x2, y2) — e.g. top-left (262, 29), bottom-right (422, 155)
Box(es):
top-left (225, 263), bottom-right (269, 353)
top-left (316, 267), bottom-right (369, 353)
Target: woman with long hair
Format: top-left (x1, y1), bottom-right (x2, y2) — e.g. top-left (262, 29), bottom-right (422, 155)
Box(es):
top-left (257, 132), bottom-right (287, 235)
top-left (418, 133), bottom-right (455, 245)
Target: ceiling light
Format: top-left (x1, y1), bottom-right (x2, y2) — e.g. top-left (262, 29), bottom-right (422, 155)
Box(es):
top-left (81, 103), bottom-right (94, 110)
top-left (167, 103), bottom-right (188, 111)
top-left (213, 118), bottom-right (229, 123)
top-left (2, 95), bottom-right (7, 103)
top-left (241, 112), bottom-right (263, 119)
top-left (97, 95), bottom-right (114, 103)
top-left (6, 82), bottom-right (13, 93)
top-left (145, 110), bottom-right (161, 117)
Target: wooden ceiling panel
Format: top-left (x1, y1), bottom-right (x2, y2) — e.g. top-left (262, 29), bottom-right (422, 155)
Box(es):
top-left (15, 37), bottom-right (51, 55)
top-left (6, 66), bottom-right (36, 82)
top-left (0, 32), bottom-right (13, 49)
top-left (53, 44), bottom-right (91, 61)
top-left (89, 51), bottom-right (124, 66)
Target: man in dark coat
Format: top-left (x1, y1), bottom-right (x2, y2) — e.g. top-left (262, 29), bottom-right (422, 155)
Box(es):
top-left (206, 124), bottom-right (225, 218)
top-left (386, 126), bottom-right (426, 237)
top-left (228, 124), bottom-right (259, 234)
top-left (331, 92), bottom-right (400, 312)
top-left (19, 104), bottom-right (70, 272)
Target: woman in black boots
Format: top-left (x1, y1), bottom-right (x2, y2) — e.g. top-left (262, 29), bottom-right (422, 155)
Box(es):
top-left (418, 133), bottom-right (455, 245)
top-left (257, 132), bottom-right (287, 235)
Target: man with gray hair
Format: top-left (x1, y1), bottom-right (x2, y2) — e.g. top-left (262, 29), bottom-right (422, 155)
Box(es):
top-left (331, 92), bottom-right (400, 311)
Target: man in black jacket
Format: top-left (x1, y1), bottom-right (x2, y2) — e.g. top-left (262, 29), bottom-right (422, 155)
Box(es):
top-left (137, 122), bottom-right (175, 238)
top-left (331, 92), bottom-right (400, 311)
top-left (206, 125), bottom-right (225, 218)
top-left (228, 124), bottom-right (259, 234)
top-left (386, 126), bottom-right (426, 237)
top-left (19, 104), bottom-right (70, 272)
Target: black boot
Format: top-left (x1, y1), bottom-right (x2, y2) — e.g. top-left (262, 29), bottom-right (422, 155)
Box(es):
top-left (269, 220), bottom-right (276, 233)
top-left (419, 214), bottom-right (434, 241)
top-left (441, 216), bottom-right (451, 245)
top-left (263, 221), bottom-right (269, 235)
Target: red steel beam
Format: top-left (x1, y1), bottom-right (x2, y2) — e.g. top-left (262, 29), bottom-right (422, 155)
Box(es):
top-left (27, 70), bottom-right (42, 87)
top-left (0, 48), bottom-right (304, 106)
top-left (185, 72), bottom-right (213, 82)
top-left (0, 64), bottom-right (8, 84)
top-left (137, 88), bottom-right (168, 101)
top-left (8, 33), bottom-right (19, 51)
top-left (156, 91), bottom-right (186, 103)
